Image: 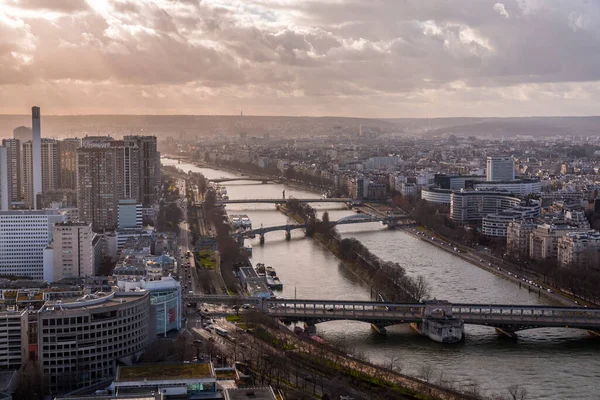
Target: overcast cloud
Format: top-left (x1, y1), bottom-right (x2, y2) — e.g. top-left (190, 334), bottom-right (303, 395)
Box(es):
top-left (1, 0), bottom-right (600, 117)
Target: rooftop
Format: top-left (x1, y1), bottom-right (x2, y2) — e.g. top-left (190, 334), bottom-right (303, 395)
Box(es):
top-left (224, 387), bottom-right (277, 400)
top-left (116, 363), bottom-right (214, 382)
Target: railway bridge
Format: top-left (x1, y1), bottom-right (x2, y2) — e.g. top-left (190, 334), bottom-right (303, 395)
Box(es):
top-left (183, 295), bottom-right (600, 342)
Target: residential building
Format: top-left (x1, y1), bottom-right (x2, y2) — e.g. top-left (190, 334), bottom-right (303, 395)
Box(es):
top-left (77, 141), bottom-right (140, 231)
top-left (46, 222), bottom-right (96, 283)
top-left (557, 231), bottom-right (600, 270)
top-left (399, 182), bottom-right (417, 198)
top-left (12, 126), bottom-right (31, 144)
top-left (123, 136), bottom-right (158, 207)
top-left (58, 138), bottom-right (80, 190)
top-left (32, 107), bottom-right (42, 210)
top-left (41, 138), bottom-right (60, 193)
top-left (22, 141), bottom-right (34, 208)
top-left (0, 209), bottom-right (66, 279)
top-left (0, 148), bottom-right (7, 211)
top-left (529, 223), bottom-right (586, 262)
top-left (486, 156), bottom-right (515, 181)
top-left (506, 220), bottom-right (537, 258)
top-left (1, 139), bottom-right (21, 205)
top-left (0, 307), bottom-right (28, 370)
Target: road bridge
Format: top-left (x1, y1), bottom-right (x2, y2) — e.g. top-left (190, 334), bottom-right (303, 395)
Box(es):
top-left (215, 197), bottom-right (352, 205)
top-left (211, 177), bottom-right (280, 184)
top-left (196, 214), bottom-right (411, 246)
top-left (183, 295), bottom-right (600, 342)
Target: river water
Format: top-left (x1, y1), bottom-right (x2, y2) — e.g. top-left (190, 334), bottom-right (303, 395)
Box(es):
top-left (164, 158), bottom-right (600, 400)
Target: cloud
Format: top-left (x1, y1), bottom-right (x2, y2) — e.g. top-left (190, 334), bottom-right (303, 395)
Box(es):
top-left (1, 0), bottom-right (600, 117)
top-left (493, 3), bottom-right (510, 18)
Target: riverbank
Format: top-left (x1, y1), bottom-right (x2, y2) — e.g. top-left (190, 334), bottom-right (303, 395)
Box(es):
top-left (168, 155), bottom-right (334, 198)
top-left (402, 227), bottom-right (568, 303)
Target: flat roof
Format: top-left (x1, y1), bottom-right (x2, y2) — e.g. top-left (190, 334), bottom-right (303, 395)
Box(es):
top-left (224, 387), bottom-right (276, 400)
top-left (116, 363), bottom-right (213, 382)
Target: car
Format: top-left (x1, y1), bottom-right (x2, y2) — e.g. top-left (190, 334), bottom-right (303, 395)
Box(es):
top-left (241, 304), bottom-right (251, 309)
top-left (547, 289), bottom-right (553, 293)
top-left (326, 307), bottom-right (335, 312)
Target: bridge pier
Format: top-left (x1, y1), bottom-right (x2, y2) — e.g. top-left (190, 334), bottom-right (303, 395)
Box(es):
top-left (259, 233), bottom-right (265, 245)
top-left (285, 228), bottom-right (291, 241)
top-left (495, 327), bottom-right (518, 339)
top-left (370, 323), bottom-right (387, 335)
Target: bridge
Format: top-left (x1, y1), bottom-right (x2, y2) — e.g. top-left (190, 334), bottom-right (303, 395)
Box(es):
top-left (211, 177), bottom-right (280, 184)
top-left (182, 295), bottom-right (600, 341)
top-left (200, 214), bottom-right (412, 245)
top-left (215, 197), bottom-right (352, 205)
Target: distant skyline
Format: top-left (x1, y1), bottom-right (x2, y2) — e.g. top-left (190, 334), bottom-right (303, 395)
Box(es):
top-left (2, 0), bottom-right (600, 118)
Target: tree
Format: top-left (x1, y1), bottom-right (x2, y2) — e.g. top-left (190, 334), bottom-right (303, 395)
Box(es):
top-left (13, 362), bottom-right (44, 400)
top-left (507, 384), bottom-right (529, 400)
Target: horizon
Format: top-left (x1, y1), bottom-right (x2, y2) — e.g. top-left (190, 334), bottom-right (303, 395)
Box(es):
top-left (2, 113), bottom-right (600, 120)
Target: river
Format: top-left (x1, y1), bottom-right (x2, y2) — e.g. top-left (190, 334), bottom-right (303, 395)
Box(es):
top-left (164, 158), bottom-right (600, 400)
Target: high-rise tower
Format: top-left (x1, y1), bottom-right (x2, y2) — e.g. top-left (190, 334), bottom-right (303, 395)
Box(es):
top-left (31, 106), bottom-right (42, 209)
top-left (486, 156), bottom-right (515, 182)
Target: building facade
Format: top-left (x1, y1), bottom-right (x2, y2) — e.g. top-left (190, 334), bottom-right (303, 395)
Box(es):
top-left (0, 308), bottom-right (28, 370)
top-left (486, 156), bottom-right (515, 181)
top-left (117, 276), bottom-right (182, 336)
top-left (529, 223), bottom-right (585, 262)
top-left (123, 136), bottom-right (158, 207)
top-left (0, 210), bottom-right (66, 279)
top-left (47, 222), bottom-right (96, 283)
top-left (58, 138), bottom-right (80, 191)
top-left (77, 141), bottom-right (139, 231)
top-left (557, 231), bottom-right (600, 270)
top-left (450, 190), bottom-right (522, 224)
top-left (481, 203), bottom-right (541, 237)
top-left (38, 291), bottom-right (150, 393)
top-left (2, 139), bottom-right (21, 205)
top-left (506, 220), bottom-right (537, 258)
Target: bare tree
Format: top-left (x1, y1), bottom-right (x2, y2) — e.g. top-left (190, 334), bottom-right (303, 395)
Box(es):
top-left (507, 384), bottom-right (529, 400)
top-left (417, 364), bottom-right (435, 383)
top-left (386, 354), bottom-right (402, 373)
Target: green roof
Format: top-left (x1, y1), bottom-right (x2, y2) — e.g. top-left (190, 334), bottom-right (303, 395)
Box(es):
top-left (117, 363), bottom-right (213, 382)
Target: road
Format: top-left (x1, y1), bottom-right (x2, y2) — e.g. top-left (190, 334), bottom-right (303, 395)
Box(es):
top-left (404, 228), bottom-right (589, 306)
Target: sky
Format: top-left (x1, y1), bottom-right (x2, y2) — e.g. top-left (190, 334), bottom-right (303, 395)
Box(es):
top-left (1, 0), bottom-right (600, 118)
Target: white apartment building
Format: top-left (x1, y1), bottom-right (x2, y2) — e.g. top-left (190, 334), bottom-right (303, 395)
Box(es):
top-left (529, 223), bottom-right (586, 261)
top-left (45, 221), bottom-right (96, 283)
top-left (557, 231), bottom-right (600, 269)
top-left (0, 210), bottom-right (66, 279)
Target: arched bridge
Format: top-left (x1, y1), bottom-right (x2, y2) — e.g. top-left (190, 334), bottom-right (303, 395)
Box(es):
top-left (211, 177), bottom-right (280, 183)
top-left (183, 295), bottom-right (600, 341)
top-left (231, 214), bottom-right (411, 243)
top-left (215, 198), bottom-right (351, 205)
